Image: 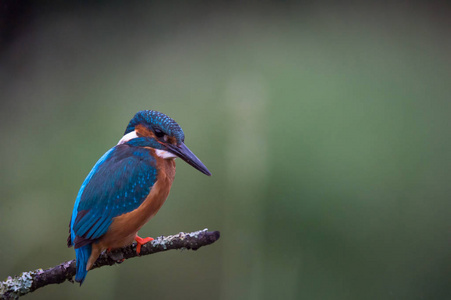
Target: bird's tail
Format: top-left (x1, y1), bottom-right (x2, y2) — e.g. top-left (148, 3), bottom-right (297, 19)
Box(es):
top-left (75, 244), bottom-right (92, 285)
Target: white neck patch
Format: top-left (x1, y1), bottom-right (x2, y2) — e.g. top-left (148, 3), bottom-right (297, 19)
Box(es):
top-left (155, 149), bottom-right (177, 159)
top-left (117, 130), bottom-right (139, 145)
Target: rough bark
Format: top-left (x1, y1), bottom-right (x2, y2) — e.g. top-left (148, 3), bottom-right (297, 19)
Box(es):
top-left (0, 229), bottom-right (220, 299)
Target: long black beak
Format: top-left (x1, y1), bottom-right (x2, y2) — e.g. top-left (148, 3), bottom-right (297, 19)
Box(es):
top-left (166, 142), bottom-right (211, 176)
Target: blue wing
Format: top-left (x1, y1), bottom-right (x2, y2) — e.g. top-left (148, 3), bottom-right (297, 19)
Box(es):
top-left (69, 143), bottom-right (157, 249)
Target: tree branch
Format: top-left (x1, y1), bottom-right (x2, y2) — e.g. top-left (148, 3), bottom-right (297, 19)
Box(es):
top-left (0, 229), bottom-right (220, 299)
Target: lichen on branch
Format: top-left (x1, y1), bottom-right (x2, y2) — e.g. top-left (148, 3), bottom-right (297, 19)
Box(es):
top-left (0, 229), bottom-right (220, 300)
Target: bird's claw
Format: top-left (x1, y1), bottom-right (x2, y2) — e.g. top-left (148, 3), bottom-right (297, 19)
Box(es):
top-left (135, 235), bottom-right (154, 254)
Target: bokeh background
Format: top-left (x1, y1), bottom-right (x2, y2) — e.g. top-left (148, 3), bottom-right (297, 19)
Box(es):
top-left (1, 1), bottom-right (450, 299)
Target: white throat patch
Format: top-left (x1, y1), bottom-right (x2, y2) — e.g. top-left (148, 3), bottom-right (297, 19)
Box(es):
top-left (117, 130), bottom-right (139, 145)
top-left (155, 149), bottom-right (177, 159)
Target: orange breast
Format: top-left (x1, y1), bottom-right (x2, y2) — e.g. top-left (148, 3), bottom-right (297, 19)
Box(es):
top-left (87, 151), bottom-right (176, 268)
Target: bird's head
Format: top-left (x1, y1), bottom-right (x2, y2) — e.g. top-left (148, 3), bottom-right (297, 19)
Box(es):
top-left (118, 110), bottom-right (211, 176)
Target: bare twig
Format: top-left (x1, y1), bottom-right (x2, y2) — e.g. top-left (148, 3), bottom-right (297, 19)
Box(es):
top-left (0, 229), bottom-right (220, 299)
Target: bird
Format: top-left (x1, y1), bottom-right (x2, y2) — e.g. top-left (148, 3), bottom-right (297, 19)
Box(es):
top-left (67, 110), bottom-right (211, 284)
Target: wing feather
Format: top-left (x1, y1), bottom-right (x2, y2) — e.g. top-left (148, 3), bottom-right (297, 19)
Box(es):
top-left (70, 145), bottom-right (157, 248)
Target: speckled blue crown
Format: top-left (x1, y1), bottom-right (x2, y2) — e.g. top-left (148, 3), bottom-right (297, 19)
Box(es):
top-left (124, 110), bottom-right (185, 142)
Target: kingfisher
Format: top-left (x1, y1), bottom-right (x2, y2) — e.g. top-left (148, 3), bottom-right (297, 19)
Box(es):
top-left (67, 110), bottom-right (211, 284)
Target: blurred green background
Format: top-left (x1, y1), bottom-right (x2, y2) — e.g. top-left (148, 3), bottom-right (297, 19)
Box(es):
top-left (1, 1), bottom-right (450, 299)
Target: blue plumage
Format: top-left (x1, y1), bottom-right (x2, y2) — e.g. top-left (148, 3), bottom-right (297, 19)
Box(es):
top-left (124, 110), bottom-right (185, 142)
top-left (69, 141), bottom-right (158, 283)
top-left (71, 143), bottom-right (157, 245)
top-left (69, 149), bottom-right (113, 246)
top-left (74, 246), bottom-right (91, 283)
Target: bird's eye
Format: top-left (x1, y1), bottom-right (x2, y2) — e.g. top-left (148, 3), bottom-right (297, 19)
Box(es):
top-left (154, 128), bottom-right (165, 138)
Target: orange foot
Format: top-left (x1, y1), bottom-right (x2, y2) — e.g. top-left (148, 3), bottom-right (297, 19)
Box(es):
top-left (135, 235), bottom-right (154, 255)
